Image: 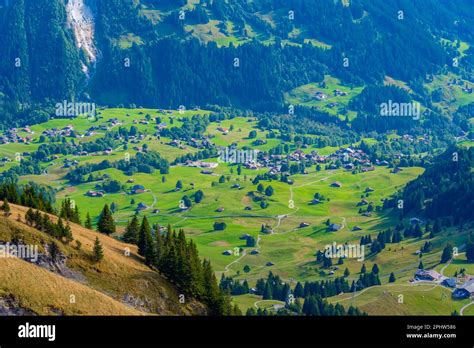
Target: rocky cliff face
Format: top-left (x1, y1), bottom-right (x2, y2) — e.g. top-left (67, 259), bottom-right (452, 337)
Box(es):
top-left (66, 0), bottom-right (99, 78)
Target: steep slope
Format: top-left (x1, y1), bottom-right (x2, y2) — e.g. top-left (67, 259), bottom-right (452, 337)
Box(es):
top-left (0, 204), bottom-right (207, 315)
top-left (0, 258), bottom-right (143, 315)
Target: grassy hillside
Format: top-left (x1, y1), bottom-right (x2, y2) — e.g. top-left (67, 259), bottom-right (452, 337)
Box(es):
top-left (0, 204), bottom-right (206, 315)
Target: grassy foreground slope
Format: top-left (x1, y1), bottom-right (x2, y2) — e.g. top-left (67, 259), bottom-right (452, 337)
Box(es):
top-left (0, 258), bottom-right (142, 315)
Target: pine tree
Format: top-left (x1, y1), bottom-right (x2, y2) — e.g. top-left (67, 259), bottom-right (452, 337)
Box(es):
top-left (441, 244), bottom-right (453, 264)
top-left (202, 259), bottom-right (225, 315)
top-left (418, 260), bottom-right (424, 269)
top-left (185, 239), bottom-right (204, 298)
top-left (93, 237), bottom-right (104, 262)
top-left (97, 204), bottom-right (115, 235)
top-left (389, 272), bottom-right (396, 283)
top-left (155, 227), bottom-right (164, 266)
top-left (123, 215), bottom-right (139, 244)
top-left (62, 223), bottom-right (73, 244)
top-left (344, 268), bottom-right (350, 277)
top-left (2, 198), bottom-right (11, 216)
top-left (360, 263), bottom-right (366, 274)
top-left (263, 282), bottom-right (273, 299)
top-left (372, 264), bottom-right (379, 274)
top-left (138, 216), bottom-right (155, 265)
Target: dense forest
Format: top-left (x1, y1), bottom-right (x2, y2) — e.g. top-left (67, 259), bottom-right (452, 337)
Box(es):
top-left (1, 0), bottom-right (473, 126)
top-left (397, 146), bottom-right (474, 224)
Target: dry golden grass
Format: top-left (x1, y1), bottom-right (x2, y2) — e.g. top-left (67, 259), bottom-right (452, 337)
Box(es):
top-left (0, 258), bottom-right (143, 315)
top-left (0, 204), bottom-right (206, 315)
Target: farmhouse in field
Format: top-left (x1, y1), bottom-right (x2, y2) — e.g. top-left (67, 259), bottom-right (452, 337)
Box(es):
top-left (452, 280), bottom-right (474, 299)
top-left (86, 190), bottom-right (104, 198)
top-left (331, 181), bottom-right (342, 188)
top-left (300, 222), bottom-right (310, 228)
top-left (414, 269), bottom-right (443, 282)
top-left (131, 185), bottom-right (146, 194)
top-left (442, 278), bottom-right (456, 288)
top-left (222, 250), bottom-right (233, 256)
top-left (329, 223), bottom-right (342, 232)
top-left (136, 202), bottom-right (149, 211)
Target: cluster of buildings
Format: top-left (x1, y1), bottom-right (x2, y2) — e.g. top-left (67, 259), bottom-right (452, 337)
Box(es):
top-left (243, 147), bottom-right (376, 176)
top-left (85, 190), bottom-right (105, 198)
top-left (184, 160), bottom-right (218, 169)
top-left (0, 128), bottom-right (32, 144)
top-left (42, 125), bottom-right (75, 138)
top-left (414, 269), bottom-right (474, 300)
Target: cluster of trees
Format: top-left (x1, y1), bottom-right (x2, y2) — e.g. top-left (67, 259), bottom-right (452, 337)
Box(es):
top-left (248, 272), bottom-right (365, 316)
top-left (293, 277), bottom-right (351, 299)
top-left (219, 276), bottom-right (250, 295)
top-left (161, 115), bottom-right (210, 140)
top-left (0, 183), bottom-right (54, 213)
top-left (59, 198), bottom-right (81, 224)
top-left (0, 157), bottom-right (45, 179)
top-left (123, 218), bottom-right (239, 315)
top-left (400, 147), bottom-right (474, 224)
top-left (254, 272), bottom-right (291, 301)
top-left (25, 208), bottom-right (73, 244)
top-left (245, 294), bottom-right (364, 316)
top-left (67, 151), bottom-right (169, 183)
top-left (32, 129), bottom-right (124, 162)
top-left (173, 148), bottom-right (218, 165)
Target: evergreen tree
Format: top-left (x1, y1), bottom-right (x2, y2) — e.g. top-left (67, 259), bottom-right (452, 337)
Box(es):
top-left (85, 213), bottom-right (93, 229)
top-left (138, 216), bottom-right (155, 265)
top-left (344, 268), bottom-right (350, 277)
top-left (265, 186), bottom-right (274, 196)
top-left (441, 244), bottom-right (453, 264)
top-left (294, 282), bottom-right (304, 298)
top-left (202, 259), bottom-right (225, 315)
top-left (97, 204), bottom-right (115, 235)
top-left (1, 198), bottom-right (11, 216)
top-left (389, 272), bottom-right (396, 283)
top-left (263, 281), bottom-right (273, 300)
top-left (93, 237), bottom-right (104, 262)
top-left (123, 215), bottom-right (139, 244)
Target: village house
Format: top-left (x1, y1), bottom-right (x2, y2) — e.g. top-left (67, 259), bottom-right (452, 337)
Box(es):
top-left (86, 190), bottom-right (105, 198)
top-left (414, 269), bottom-right (443, 282)
top-left (131, 185), bottom-right (146, 194)
top-left (136, 202), bottom-right (149, 211)
top-left (452, 280), bottom-right (474, 299)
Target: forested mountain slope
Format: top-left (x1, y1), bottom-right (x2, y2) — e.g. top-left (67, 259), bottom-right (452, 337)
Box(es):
top-left (1, 0), bottom-right (473, 124)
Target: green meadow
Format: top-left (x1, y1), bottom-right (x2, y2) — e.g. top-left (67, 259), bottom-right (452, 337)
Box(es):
top-left (4, 106), bottom-right (469, 316)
